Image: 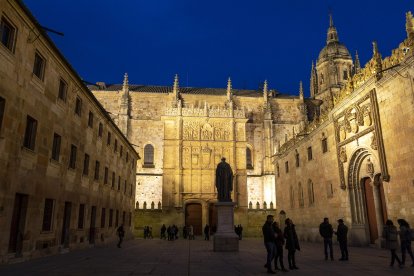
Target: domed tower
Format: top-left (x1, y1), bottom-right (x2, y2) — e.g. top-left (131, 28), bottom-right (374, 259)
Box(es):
top-left (312, 14), bottom-right (353, 111)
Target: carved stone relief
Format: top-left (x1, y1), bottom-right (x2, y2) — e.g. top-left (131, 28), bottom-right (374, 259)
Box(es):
top-left (371, 131), bottom-right (378, 150)
top-left (340, 147), bottom-right (347, 163)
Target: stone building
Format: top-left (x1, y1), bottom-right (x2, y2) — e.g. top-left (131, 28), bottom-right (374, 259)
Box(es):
top-left (92, 76), bottom-right (306, 235)
top-left (275, 12), bottom-right (414, 246)
top-left (0, 1), bottom-right (139, 263)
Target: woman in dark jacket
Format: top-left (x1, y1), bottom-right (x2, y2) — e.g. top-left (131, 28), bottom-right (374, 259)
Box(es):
top-left (272, 221), bottom-right (288, 271)
top-left (383, 220), bottom-right (403, 267)
top-left (284, 218), bottom-right (300, 270)
top-left (397, 219), bottom-right (414, 266)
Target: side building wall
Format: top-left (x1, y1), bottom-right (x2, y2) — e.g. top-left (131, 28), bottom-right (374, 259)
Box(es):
top-left (0, 1), bottom-right (139, 263)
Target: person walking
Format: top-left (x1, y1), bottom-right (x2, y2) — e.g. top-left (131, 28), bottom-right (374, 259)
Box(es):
top-left (272, 221), bottom-right (288, 272)
top-left (319, 217), bottom-right (334, 261)
top-left (160, 224), bottom-right (166, 240)
top-left (397, 219), bottom-right (414, 266)
top-left (383, 219), bottom-right (403, 268)
top-left (116, 224), bottom-right (125, 248)
top-left (262, 215), bottom-right (277, 274)
top-left (284, 218), bottom-right (300, 270)
top-left (204, 224), bottom-right (210, 241)
top-left (334, 219), bottom-right (349, 261)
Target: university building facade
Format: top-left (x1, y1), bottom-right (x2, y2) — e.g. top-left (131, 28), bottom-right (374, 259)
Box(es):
top-left (0, 0), bottom-right (139, 263)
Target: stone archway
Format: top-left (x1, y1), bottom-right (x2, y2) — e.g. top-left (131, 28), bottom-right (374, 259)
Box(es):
top-left (347, 148), bottom-right (386, 246)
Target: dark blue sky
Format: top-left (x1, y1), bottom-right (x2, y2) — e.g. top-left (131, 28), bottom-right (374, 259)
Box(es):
top-left (24, 0), bottom-right (411, 96)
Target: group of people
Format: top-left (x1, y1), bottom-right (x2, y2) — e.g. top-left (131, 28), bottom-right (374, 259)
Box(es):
top-left (143, 226), bottom-right (153, 239)
top-left (319, 217), bottom-right (349, 261)
top-left (160, 224), bottom-right (180, 240)
top-left (262, 215), bottom-right (300, 274)
top-left (383, 219), bottom-right (414, 268)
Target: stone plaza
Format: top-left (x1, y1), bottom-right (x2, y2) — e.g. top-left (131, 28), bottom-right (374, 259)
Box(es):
top-left (0, 237), bottom-right (413, 275)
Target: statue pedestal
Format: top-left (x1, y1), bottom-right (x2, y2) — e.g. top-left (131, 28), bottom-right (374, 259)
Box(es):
top-left (213, 202), bottom-right (239, 252)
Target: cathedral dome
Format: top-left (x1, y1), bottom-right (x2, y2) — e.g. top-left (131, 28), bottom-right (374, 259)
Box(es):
top-left (318, 41), bottom-right (351, 62)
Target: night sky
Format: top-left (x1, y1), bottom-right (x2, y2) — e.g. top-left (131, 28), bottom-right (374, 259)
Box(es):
top-left (23, 0), bottom-right (412, 97)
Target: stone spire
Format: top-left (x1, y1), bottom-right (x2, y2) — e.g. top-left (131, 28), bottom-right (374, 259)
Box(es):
top-left (354, 51), bottom-right (361, 74)
top-left (310, 61), bottom-right (318, 97)
top-left (406, 11), bottom-right (414, 40)
top-left (326, 13), bottom-right (339, 44)
top-left (299, 81), bottom-right (304, 100)
top-left (122, 72), bottom-right (129, 100)
top-left (227, 77), bottom-right (232, 101)
top-left (263, 80), bottom-right (268, 104)
top-left (172, 74), bottom-right (181, 102)
top-left (372, 41), bottom-right (383, 80)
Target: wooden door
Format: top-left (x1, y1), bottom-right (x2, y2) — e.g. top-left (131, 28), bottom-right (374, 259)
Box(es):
top-left (61, 202), bottom-right (72, 248)
top-left (185, 203), bottom-right (202, 235)
top-left (8, 193), bottom-right (28, 255)
top-left (364, 178), bottom-right (378, 244)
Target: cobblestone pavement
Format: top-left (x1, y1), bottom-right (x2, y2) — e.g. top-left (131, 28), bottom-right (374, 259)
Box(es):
top-left (1, 238), bottom-right (413, 275)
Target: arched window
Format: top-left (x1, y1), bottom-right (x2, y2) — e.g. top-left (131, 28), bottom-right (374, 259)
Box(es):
top-left (308, 179), bottom-right (315, 206)
top-left (289, 186), bottom-right (294, 208)
top-left (298, 182), bottom-right (304, 207)
top-left (246, 147), bottom-right (253, 169)
top-left (143, 144), bottom-right (154, 168)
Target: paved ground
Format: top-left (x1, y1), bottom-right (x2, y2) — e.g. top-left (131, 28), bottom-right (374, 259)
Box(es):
top-left (0, 238), bottom-right (413, 275)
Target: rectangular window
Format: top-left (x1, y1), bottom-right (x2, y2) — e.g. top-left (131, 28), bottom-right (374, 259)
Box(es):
top-left (124, 180), bottom-right (127, 193)
top-left (307, 146), bottom-right (313, 161)
top-left (88, 111), bottom-right (94, 128)
top-left (78, 204), bottom-right (85, 229)
top-left (51, 133), bottom-right (61, 161)
top-left (0, 96), bottom-right (5, 132)
top-left (94, 161), bottom-right (100, 180)
top-left (83, 153), bottom-right (90, 175)
top-left (322, 138), bottom-right (328, 153)
top-left (126, 152), bottom-right (129, 163)
top-left (23, 115), bottom-right (37, 150)
top-left (101, 208), bottom-right (106, 228)
top-left (122, 211), bottom-right (126, 224)
top-left (343, 70), bottom-right (348, 80)
top-left (42, 198), bottom-right (54, 232)
top-left (1, 16), bottom-right (17, 52)
top-left (285, 161), bottom-right (289, 173)
top-left (107, 132), bottom-right (111, 146)
top-left (69, 144), bottom-right (77, 169)
top-left (114, 139), bottom-right (118, 152)
top-left (118, 176), bottom-right (121, 190)
top-left (58, 78), bottom-right (67, 102)
top-left (74, 97), bottom-right (82, 116)
top-left (98, 123), bottom-right (103, 137)
top-left (109, 209), bottom-right (113, 227)
top-left (33, 52), bottom-right (46, 80)
top-left (104, 167), bottom-right (108, 184)
top-left (120, 146), bottom-right (123, 157)
top-left (112, 172), bottom-right (115, 188)
top-left (115, 210), bottom-right (119, 227)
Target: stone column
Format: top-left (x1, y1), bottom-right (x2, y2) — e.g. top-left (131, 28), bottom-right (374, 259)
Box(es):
top-left (213, 202), bottom-right (239, 252)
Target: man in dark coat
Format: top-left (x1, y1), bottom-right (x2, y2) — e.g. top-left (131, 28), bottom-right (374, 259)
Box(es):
top-left (284, 218), bottom-right (300, 270)
top-left (215, 158), bottom-right (233, 202)
top-left (263, 215), bottom-right (277, 274)
top-left (117, 224), bottom-right (125, 248)
top-left (319, 217), bottom-right (334, 261)
top-left (204, 224), bottom-right (210, 241)
top-left (272, 221), bottom-right (288, 272)
top-left (334, 219), bottom-right (349, 260)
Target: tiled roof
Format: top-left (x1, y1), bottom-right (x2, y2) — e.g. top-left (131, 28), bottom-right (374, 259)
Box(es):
top-left (88, 84), bottom-right (295, 98)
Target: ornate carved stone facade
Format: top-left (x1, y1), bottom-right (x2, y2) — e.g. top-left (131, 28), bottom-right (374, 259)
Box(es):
top-left (92, 76), bottom-right (304, 235)
top-left (275, 12), bottom-right (414, 246)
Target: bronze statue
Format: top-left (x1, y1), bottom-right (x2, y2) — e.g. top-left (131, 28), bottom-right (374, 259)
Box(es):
top-left (215, 157), bottom-right (233, 202)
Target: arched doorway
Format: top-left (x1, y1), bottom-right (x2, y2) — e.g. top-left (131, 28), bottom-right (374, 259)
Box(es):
top-left (185, 203), bottom-right (202, 235)
top-left (347, 148), bottom-right (387, 245)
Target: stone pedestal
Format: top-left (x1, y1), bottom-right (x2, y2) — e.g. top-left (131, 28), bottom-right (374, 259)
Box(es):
top-left (213, 202), bottom-right (239, 252)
